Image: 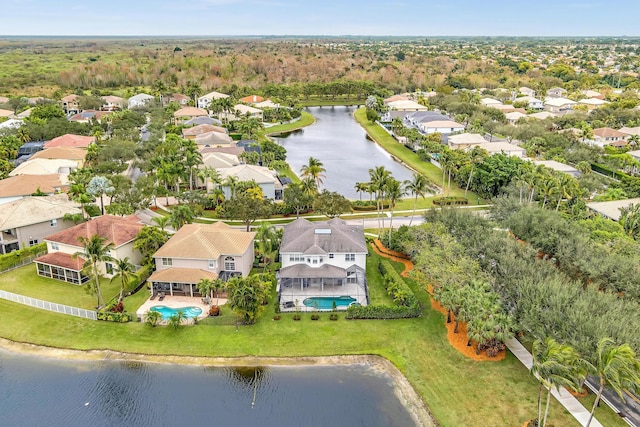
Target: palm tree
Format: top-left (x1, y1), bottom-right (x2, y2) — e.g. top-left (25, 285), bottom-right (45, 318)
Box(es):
top-left (169, 205), bottom-right (195, 230)
top-left (354, 182), bottom-right (369, 201)
top-left (531, 338), bottom-right (585, 427)
top-left (368, 166), bottom-right (391, 237)
top-left (299, 176), bottom-right (318, 197)
top-left (584, 338), bottom-right (640, 427)
top-left (300, 157), bottom-right (326, 190)
top-left (224, 175), bottom-right (240, 198)
top-left (182, 139), bottom-right (202, 191)
top-left (255, 222), bottom-right (279, 264)
top-left (151, 215), bottom-right (170, 231)
top-left (403, 174), bottom-right (430, 226)
top-left (73, 235), bottom-right (114, 308)
top-left (464, 146), bottom-right (487, 196)
top-left (111, 257), bottom-right (135, 302)
top-left (385, 178), bottom-right (405, 247)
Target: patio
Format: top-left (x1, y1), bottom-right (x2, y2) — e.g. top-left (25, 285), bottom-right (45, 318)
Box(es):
top-left (278, 280), bottom-right (368, 312)
top-left (136, 295), bottom-right (227, 321)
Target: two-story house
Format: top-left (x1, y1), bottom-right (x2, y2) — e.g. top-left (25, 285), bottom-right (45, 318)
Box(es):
top-left (34, 215), bottom-right (144, 285)
top-left (127, 93), bottom-right (154, 109)
top-left (147, 222), bottom-right (255, 297)
top-left (197, 91), bottom-right (229, 109)
top-left (0, 195), bottom-right (81, 254)
top-left (278, 218), bottom-right (368, 308)
top-left (60, 94), bottom-right (81, 115)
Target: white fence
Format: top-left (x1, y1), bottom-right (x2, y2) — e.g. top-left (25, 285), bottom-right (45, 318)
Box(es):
top-left (0, 290), bottom-right (97, 320)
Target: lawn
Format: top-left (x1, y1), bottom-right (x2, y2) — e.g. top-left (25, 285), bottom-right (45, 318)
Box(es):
top-left (365, 245), bottom-right (396, 306)
top-left (0, 259), bottom-right (625, 426)
top-left (263, 111), bottom-right (315, 136)
top-left (0, 265), bottom-right (121, 309)
top-left (353, 107), bottom-right (485, 204)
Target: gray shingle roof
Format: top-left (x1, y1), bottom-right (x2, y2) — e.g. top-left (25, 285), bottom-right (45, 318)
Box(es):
top-left (280, 218), bottom-right (366, 254)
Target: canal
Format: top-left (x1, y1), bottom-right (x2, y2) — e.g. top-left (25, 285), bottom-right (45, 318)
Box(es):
top-left (275, 106), bottom-right (414, 199)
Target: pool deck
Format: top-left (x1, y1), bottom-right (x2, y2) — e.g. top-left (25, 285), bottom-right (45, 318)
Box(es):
top-left (278, 281), bottom-right (368, 312)
top-left (136, 295), bottom-right (228, 322)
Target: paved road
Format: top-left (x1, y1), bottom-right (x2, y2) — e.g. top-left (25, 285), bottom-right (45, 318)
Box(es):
top-left (584, 377), bottom-right (640, 427)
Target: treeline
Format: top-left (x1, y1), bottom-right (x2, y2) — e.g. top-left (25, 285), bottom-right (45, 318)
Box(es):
top-left (403, 208), bottom-right (640, 361)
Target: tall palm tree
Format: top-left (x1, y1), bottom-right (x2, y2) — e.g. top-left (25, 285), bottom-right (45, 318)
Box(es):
top-left (151, 215), bottom-right (170, 231)
top-left (531, 338), bottom-right (585, 427)
top-left (224, 175), bottom-right (240, 198)
top-left (368, 166), bottom-right (391, 237)
top-left (111, 257), bottom-right (135, 302)
top-left (403, 174), bottom-right (430, 226)
top-left (584, 338), bottom-right (640, 427)
top-left (354, 182), bottom-right (369, 201)
top-left (299, 176), bottom-right (318, 197)
top-left (465, 146), bottom-right (487, 196)
top-left (300, 157), bottom-right (326, 190)
top-left (385, 178), bottom-right (405, 247)
top-left (73, 235), bottom-right (114, 308)
top-left (182, 139), bottom-right (202, 191)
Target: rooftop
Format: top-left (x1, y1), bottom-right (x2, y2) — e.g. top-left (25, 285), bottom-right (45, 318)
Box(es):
top-left (153, 222), bottom-right (255, 259)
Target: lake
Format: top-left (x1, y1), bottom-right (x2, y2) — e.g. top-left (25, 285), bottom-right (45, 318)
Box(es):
top-left (0, 349), bottom-right (417, 427)
top-left (275, 106), bottom-right (414, 199)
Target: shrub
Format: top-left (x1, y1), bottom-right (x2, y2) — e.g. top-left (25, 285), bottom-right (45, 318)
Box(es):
top-left (311, 314), bottom-right (319, 320)
top-left (0, 243), bottom-right (46, 271)
top-left (97, 311), bottom-right (131, 323)
top-left (378, 260), bottom-right (419, 307)
top-left (273, 315), bottom-right (281, 321)
top-left (432, 196), bottom-right (468, 206)
top-left (145, 310), bottom-right (161, 327)
top-left (329, 313), bottom-right (339, 321)
top-left (293, 313), bottom-right (301, 321)
top-left (345, 304), bottom-right (421, 319)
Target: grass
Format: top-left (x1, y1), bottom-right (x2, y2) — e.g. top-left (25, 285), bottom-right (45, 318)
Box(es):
top-left (365, 245), bottom-right (396, 306)
top-left (0, 265), bottom-right (121, 309)
top-left (0, 261), bottom-right (626, 427)
top-left (264, 111), bottom-right (315, 135)
top-left (353, 107), bottom-right (485, 204)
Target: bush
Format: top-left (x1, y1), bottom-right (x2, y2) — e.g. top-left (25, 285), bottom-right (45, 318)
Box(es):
top-left (0, 243), bottom-right (46, 271)
top-left (293, 313), bottom-right (301, 321)
top-left (432, 196), bottom-right (469, 206)
top-left (273, 315), bottom-right (281, 321)
top-left (329, 313), bottom-right (339, 320)
top-left (145, 310), bottom-right (161, 327)
top-left (345, 304), bottom-right (421, 319)
top-left (378, 260), bottom-right (419, 307)
top-left (97, 311), bottom-right (131, 322)
top-left (311, 314), bottom-right (319, 320)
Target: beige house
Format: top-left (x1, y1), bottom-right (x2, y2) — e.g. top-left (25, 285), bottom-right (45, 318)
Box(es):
top-left (544, 97), bottom-right (576, 113)
top-left (589, 128), bottom-right (629, 147)
top-left (195, 130), bottom-right (235, 148)
top-left (9, 158), bottom-right (79, 177)
top-left (148, 222), bottom-right (255, 297)
top-left (30, 147), bottom-right (87, 164)
top-left (173, 107), bottom-right (208, 124)
top-left (578, 98), bottom-right (608, 111)
top-left (34, 215), bottom-right (144, 285)
top-left (182, 124), bottom-right (228, 140)
top-left (60, 94), bottom-right (81, 114)
top-left (0, 195), bottom-right (81, 254)
top-left (476, 141), bottom-right (526, 158)
top-left (197, 91), bottom-right (229, 109)
top-left (447, 133), bottom-right (487, 150)
top-left (101, 95), bottom-right (126, 111)
top-left (0, 174), bottom-right (66, 205)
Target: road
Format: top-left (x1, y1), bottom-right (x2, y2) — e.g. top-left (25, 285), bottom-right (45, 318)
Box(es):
top-left (584, 377), bottom-right (640, 427)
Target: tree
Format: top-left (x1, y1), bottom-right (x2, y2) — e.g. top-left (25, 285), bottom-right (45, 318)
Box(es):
top-left (385, 178), bottom-right (405, 247)
top-left (151, 215), bottom-right (170, 231)
top-left (226, 275), bottom-right (271, 324)
top-left (169, 204), bottom-right (195, 230)
top-left (254, 222), bottom-right (280, 265)
top-left (368, 165), bottom-right (391, 237)
top-left (300, 157), bottom-right (326, 190)
top-left (312, 190), bottom-right (352, 218)
top-left (284, 183), bottom-right (313, 218)
top-left (73, 235), bottom-right (114, 308)
top-left (619, 203), bottom-right (640, 239)
top-left (87, 176), bottom-right (114, 216)
top-left (354, 181), bottom-right (369, 201)
top-left (134, 226), bottom-right (170, 265)
top-left (403, 174), bottom-right (431, 226)
top-left (531, 338), bottom-right (585, 427)
top-left (584, 338), bottom-right (640, 427)
top-left (221, 193), bottom-right (271, 231)
top-left (111, 257), bottom-right (136, 302)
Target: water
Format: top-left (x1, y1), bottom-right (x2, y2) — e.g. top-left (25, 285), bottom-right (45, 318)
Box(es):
top-left (275, 106), bottom-right (414, 198)
top-left (0, 349), bottom-right (416, 427)
top-left (303, 296), bottom-right (358, 309)
top-left (150, 305), bottom-right (203, 320)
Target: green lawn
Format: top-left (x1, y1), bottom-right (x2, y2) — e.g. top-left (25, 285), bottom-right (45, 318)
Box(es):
top-left (0, 259), bottom-right (625, 426)
top-left (0, 265), bottom-right (121, 309)
top-left (365, 245), bottom-right (396, 306)
top-left (353, 107), bottom-right (484, 203)
top-left (264, 111), bottom-right (315, 136)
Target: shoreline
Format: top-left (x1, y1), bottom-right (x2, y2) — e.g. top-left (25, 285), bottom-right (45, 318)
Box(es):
top-left (0, 336), bottom-right (437, 427)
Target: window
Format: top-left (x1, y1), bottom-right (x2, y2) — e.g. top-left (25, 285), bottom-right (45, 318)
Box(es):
top-left (329, 254), bottom-right (334, 259)
top-left (28, 239), bottom-right (38, 246)
top-left (51, 243), bottom-right (59, 250)
top-left (50, 219), bottom-right (57, 227)
top-left (345, 254), bottom-right (355, 262)
top-left (224, 256), bottom-right (235, 271)
top-left (161, 258), bottom-right (172, 266)
top-left (208, 259), bottom-right (217, 269)
top-left (289, 254), bottom-right (304, 262)
top-left (105, 263), bottom-right (114, 275)
top-left (311, 257), bottom-right (318, 265)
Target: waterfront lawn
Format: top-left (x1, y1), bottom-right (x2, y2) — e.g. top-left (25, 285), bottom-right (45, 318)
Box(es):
top-left (353, 107), bottom-right (484, 204)
top-left (0, 265), bottom-right (121, 309)
top-left (264, 111), bottom-right (315, 135)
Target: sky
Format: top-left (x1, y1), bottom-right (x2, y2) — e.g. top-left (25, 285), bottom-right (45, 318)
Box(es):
top-left (2, 0), bottom-right (639, 37)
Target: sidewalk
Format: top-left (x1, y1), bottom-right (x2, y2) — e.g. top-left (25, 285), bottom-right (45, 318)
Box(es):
top-left (506, 338), bottom-right (603, 427)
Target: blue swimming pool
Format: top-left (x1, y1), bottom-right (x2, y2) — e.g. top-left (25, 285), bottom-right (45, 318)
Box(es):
top-left (303, 296), bottom-right (358, 310)
top-left (150, 305), bottom-right (203, 320)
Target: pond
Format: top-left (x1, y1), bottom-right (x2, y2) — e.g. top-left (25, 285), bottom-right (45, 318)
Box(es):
top-left (275, 106), bottom-right (414, 198)
top-left (0, 349), bottom-right (417, 427)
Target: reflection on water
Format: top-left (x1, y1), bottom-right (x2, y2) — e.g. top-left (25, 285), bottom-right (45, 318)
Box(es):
top-left (0, 350), bottom-right (416, 427)
top-left (275, 106), bottom-right (414, 198)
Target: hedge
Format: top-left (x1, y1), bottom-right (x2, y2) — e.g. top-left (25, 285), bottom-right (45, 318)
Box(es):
top-left (345, 304), bottom-right (421, 319)
top-left (97, 311), bottom-right (131, 323)
top-left (0, 243), bottom-right (46, 271)
top-left (378, 260), bottom-right (419, 307)
top-left (432, 196), bottom-right (469, 206)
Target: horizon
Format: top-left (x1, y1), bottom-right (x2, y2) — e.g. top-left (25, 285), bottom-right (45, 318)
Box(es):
top-left (2, 0), bottom-right (639, 37)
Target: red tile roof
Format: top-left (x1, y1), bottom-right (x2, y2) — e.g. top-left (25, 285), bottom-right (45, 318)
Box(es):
top-left (45, 215), bottom-right (143, 248)
top-left (239, 95), bottom-right (264, 103)
top-left (44, 134), bottom-right (95, 149)
top-left (35, 252), bottom-right (85, 270)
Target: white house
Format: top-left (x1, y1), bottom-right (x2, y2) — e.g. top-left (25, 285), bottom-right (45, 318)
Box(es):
top-left (476, 141), bottom-right (526, 158)
top-left (278, 218), bottom-right (368, 309)
top-left (544, 97), bottom-right (576, 113)
top-left (514, 96), bottom-right (544, 110)
top-left (197, 91), bottom-right (229, 109)
top-left (216, 164), bottom-right (281, 199)
top-left (447, 133), bottom-right (487, 150)
top-left (505, 111), bottom-right (528, 125)
top-left (532, 160), bottom-right (580, 177)
top-left (418, 120), bottom-right (464, 134)
top-left (127, 93), bottom-right (154, 109)
top-left (519, 87), bottom-right (536, 97)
